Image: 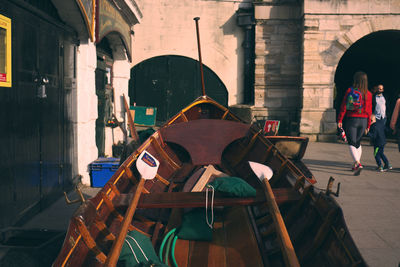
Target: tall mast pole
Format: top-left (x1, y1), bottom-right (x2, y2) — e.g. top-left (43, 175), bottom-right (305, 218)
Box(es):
top-left (194, 17), bottom-right (206, 96)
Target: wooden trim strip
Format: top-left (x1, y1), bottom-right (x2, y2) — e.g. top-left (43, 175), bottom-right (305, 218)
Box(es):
top-left (294, 175), bottom-right (306, 191)
top-left (260, 224), bottom-right (276, 238)
top-left (124, 166), bottom-right (133, 179)
top-left (180, 111), bottom-right (189, 122)
top-left (150, 136), bottom-right (180, 170)
top-left (114, 189), bottom-right (300, 209)
top-left (302, 208), bottom-right (340, 261)
top-left (61, 235), bottom-right (82, 267)
top-left (100, 192), bottom-right (142, 232)
top-left (74, 218), bottom-right (107, 264)
top-left (331, 227), bottom-right (357, 263)
top-left (155, 173), bottom-right (170, 186)
top-left (94, 219), bottom-right (116, 241)
top-left (232, 130), bottom-right (262, 166)
top-left (256, 214), bottom-right (272, 226)
top-left (100, 192), bottom-right (124, 222)
top-left (109, 183), bottom-right (120, 196)
top-left (221, 110), bottom-right (229, 119)
top-left (260, 146), bottom-right (274, 164)
top-left (277, 159), bottom-right (288, 178)
top-left (134, 214), bottom-right (157, 227)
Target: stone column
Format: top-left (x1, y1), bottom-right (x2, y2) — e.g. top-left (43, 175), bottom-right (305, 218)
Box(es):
top-left (252, 2), bottom-right (302, 135)
top-left (76, 41), bottom-right (98, 185)
top-left (300, 15), bottom-right (339, 141)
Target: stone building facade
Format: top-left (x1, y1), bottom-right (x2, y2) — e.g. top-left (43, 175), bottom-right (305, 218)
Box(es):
top-left (253, 0), bottom-right (400, 141)
top-left (131, 0), bottom-right (252, 105)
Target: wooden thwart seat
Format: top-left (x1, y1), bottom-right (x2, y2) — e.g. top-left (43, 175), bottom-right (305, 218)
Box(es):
top-left (173, 206), bottom-right (264, 267)
top-left (114, 188), bottom-right (300, 209)
top-left (160, 119), bottom-right (251, 165)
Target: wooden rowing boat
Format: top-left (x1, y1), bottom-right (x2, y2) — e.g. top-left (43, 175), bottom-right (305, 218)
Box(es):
top-left (264, 136), bottom-right (315, 183)
top-left (53, 95), bottom-right (366, 267)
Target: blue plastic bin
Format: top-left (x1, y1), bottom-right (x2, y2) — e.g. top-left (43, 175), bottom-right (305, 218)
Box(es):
top-left (90, 157), bottom-right (120, 187)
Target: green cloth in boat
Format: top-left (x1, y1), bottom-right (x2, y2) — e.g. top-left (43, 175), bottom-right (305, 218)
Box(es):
top-left (177, 208), bottom-right (213, 241)
top-left (118, 230), bottom-right (167, 267)
top-left (208, 176), bottom-right (256, 197)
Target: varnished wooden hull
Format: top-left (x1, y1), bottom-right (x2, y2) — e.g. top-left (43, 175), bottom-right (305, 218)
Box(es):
top-left (53, 96), bottom-right (366, 267)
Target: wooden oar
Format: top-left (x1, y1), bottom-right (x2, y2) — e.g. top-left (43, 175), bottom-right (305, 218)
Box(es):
top-left (106, 150), bottom-right (160, 266)
top-left (194, 17), bottom-right (206, 96)
top-left (123, 94), bottom-right (139, 142)
top-left (249, 161), bottom-right (300, 267)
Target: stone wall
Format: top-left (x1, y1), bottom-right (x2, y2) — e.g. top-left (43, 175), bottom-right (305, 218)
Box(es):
top-left (301, 0), bottom-right (400, 141)
top-left (132, 0), bottom-right (251, 105)
top-left (254, 0), bottom-right (302, 135)
top-left (254, 0), bottom-right (400, 140)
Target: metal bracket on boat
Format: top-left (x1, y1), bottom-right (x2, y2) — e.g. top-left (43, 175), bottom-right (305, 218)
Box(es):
top-left (64, 181), bottom-right (86, 205)
top-left (325, 176), bottom-right (340, 197)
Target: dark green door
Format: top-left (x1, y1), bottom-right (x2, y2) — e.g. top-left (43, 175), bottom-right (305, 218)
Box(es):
top-left (129, 55), bottom-right (228, 122)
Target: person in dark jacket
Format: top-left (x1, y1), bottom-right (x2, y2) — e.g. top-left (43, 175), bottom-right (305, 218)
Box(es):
top-left (368, 115), bottom-right (392, 172)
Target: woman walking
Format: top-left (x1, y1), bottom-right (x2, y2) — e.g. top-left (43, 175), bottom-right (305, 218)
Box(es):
top-left (337, 71), bottom-right (372, 175)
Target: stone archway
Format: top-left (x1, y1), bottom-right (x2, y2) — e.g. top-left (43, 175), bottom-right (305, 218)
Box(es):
top-left (129, 55), bottom-right (229, 123)
top-left (336, 17), bottom-right (400, 52)
top-left (334, 30), bottom-right (400, 119)
top-left (332, 18), bottom-right (400, 135)
top-left (300, 16), bottom-right (400, 140)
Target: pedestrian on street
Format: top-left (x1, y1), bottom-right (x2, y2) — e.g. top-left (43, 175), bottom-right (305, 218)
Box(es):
top-left (368, 114), bottom-right (392, 172)
top-left (390, 93), bottom-right (400, 152)
top-left (372, 84), bottom-right (387, 125)
top-left (337, 71), bottom-right (372, 175)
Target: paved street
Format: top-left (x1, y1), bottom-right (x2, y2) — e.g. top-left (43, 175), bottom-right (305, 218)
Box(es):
top-left (303, 141), bottom-right (400, 267)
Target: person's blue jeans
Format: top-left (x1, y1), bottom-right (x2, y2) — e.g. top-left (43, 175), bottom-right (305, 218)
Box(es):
top-left (374, 145), bottom-right (389, 167)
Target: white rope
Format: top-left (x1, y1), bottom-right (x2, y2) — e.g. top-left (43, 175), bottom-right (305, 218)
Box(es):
top-left (125, 235), bottom-right (149, 263)
top-left (124, 239), bottom-right (139, 264)
top-left (205, 184), bottom-right (215, 229)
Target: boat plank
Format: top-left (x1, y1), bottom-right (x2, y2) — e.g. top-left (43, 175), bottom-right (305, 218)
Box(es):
top-left (224, 207), bottom-right (264, 267)
top-left (114, 189), bottom-right (300, 209)
top-left (207, 221), bottom-right (227, 267)
top-left (174, 239), bottom-right (190, 266)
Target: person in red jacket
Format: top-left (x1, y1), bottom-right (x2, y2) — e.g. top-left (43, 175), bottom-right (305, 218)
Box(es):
top-left (337, 71), bottom-right (372, 175)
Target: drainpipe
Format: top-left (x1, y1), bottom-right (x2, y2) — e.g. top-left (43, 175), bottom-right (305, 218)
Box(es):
top-left (236, 7), bottom-right (255, 105)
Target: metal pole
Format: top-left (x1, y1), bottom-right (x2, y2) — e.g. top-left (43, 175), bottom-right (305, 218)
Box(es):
top-left (194, 17), bottom-right (206, 96)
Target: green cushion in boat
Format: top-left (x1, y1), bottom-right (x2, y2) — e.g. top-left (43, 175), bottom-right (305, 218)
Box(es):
top-left (208, 176), bottom-right (256, 197)
top-left (118, 230), bottom-right (167, 267)
top-left (177, 208), bottom-right (213, 241)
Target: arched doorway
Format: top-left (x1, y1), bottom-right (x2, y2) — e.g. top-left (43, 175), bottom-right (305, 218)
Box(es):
top-left (129, 55), bottom-right (228, 123)
top-left (334, 30), bottom-right (400, 132)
